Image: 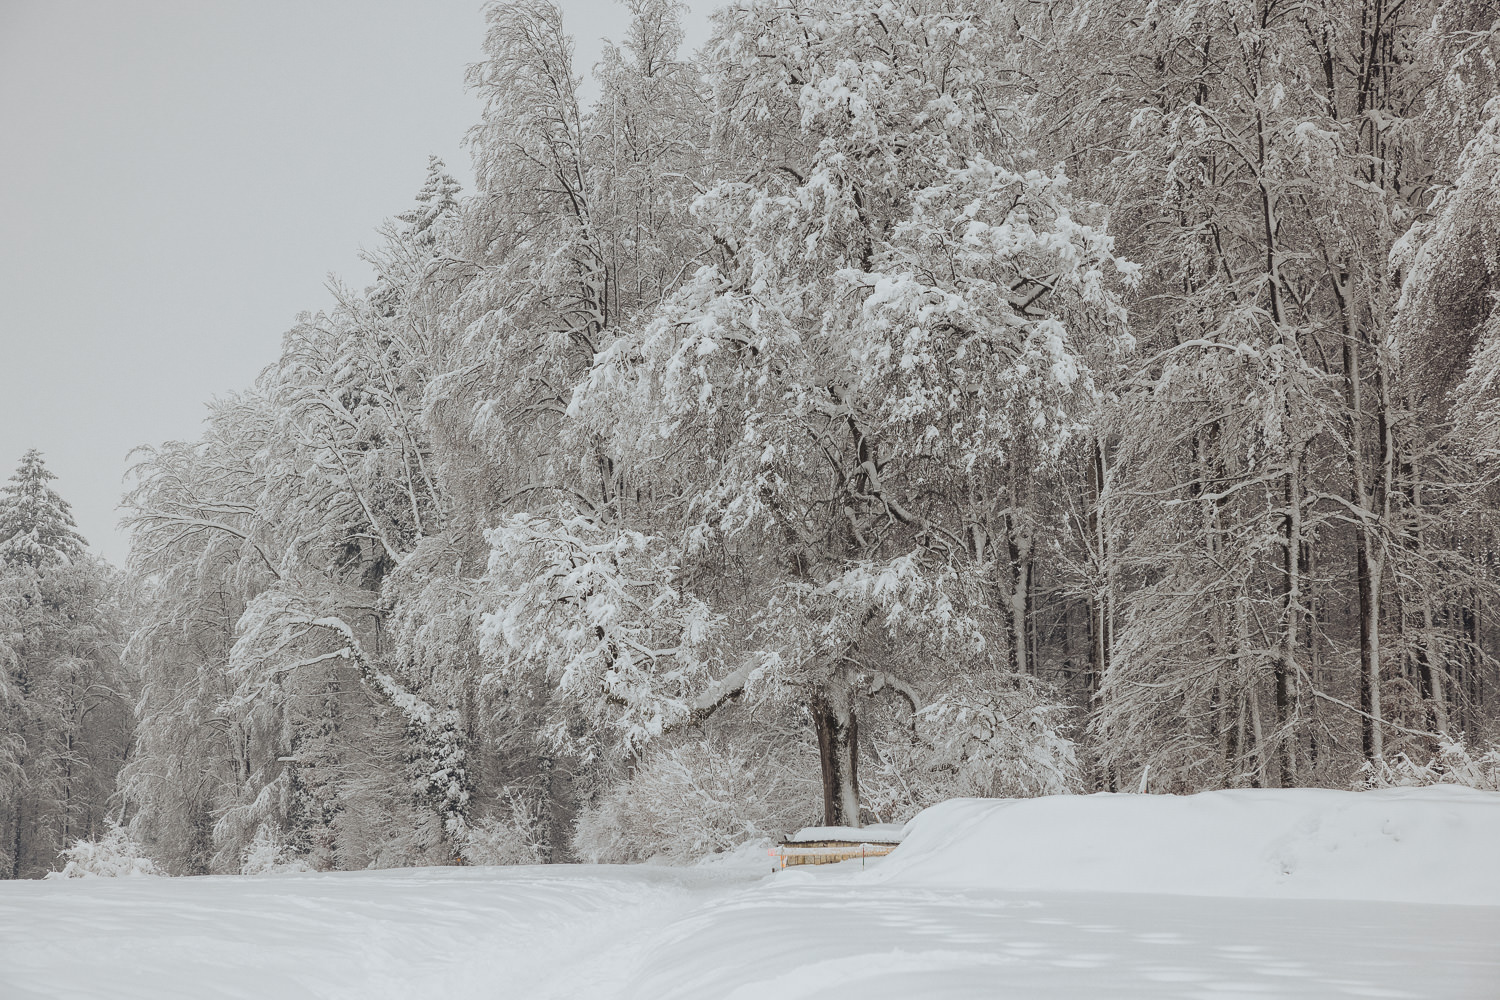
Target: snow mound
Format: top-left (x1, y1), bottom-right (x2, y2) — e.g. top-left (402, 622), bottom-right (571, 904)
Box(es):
top-left (875, 786), bottom-right (1500, 906)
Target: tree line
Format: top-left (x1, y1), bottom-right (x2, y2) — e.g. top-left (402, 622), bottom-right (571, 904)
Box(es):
top-left (5, 0), bottom-right (1499, 875)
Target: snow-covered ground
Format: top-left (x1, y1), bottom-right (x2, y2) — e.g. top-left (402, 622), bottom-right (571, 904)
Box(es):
top-left (3, 788), bottom-right (1498, 999)
top-left (881, 784), bottom-right (1500, 905)
top-left (0, 864), bottom-right (744, 1000)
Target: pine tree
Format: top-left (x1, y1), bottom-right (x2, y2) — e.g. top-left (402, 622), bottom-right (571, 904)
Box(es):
top-left (396, 155), bottom-right (462, 244)
top-left (0, 457), bottom-right (125, 877)
top-left (0, 450), bottom-right (87, 568)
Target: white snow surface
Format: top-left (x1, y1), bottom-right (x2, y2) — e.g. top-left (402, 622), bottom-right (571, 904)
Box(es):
top-left (785, 822), bottom-right (906, 843)
top-left (877, 785), bottom-right (1500, 905)
top-left (3, 787), bottom-right (1498, 999)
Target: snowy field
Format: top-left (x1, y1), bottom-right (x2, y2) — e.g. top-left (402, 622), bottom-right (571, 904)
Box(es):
top-left (3, 788), bottom-right (1498, 999)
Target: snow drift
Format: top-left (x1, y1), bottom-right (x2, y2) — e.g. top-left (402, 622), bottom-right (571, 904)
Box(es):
top-left (876, 785), bottom-right (1500, 905)
top-left (4, 788), bottom-right (1499, 999)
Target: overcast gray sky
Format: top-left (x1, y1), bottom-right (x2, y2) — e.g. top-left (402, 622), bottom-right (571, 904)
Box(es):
top-left (0, 0), bottom-right (714, 566)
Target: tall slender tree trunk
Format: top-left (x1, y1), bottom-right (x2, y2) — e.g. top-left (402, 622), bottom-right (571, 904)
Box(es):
top-left (1004, 466), bottom-right (1034, 676)
top-left (1027, 558), bottom-right (1040, 679)
top-left (1236, 589), bottom-right (1266, 787)
top-left (1368, 330), bottom-right (1400, 759)
top-left (10, 804), bottom-right (23, 879)
top-left (1198, 425), bottom-right (1237, 786)
top-left (811, 684), bottom-right (860, 828)
top-left (1008, 536), bottom-right (1032, 676)
top-left (1086, 436), bottom-right (1110, 697)
top-left (1407, 474), bottom-right (1451, 737)
top-left (1248, 682), bottom-right (1268, 789)
top-left (1229, 693), bottom-right (1246, 785)
top-left (1278, 443), bottom-right (1303, 786)
top-left (1462, 593), bottom-right (1480, 734)
top-left (1356, 537), bottom-right (1384, 760)
top-left (1304, 539), bottom-right (1321, 770)
top-left (1337, 290), bottom-right (1385, 762)
top-left (63, 731), bottom-right (74, 845)
top-left (1416, 591), bottom-right (1450, 737)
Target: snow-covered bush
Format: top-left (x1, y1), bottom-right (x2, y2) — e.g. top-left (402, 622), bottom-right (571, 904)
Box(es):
top-left (864, 675), bottom-right (1083, 822)
top-left (573, 735), bottom-right (817, 864)
top-left (1356, 739), bottom-right (1500, 792)
top-left (460, 790), bottom-right (547, 866)
top-left (240, 825), bottom-right (314, 874)
top-left (45, 822), bottom-right (162, 878)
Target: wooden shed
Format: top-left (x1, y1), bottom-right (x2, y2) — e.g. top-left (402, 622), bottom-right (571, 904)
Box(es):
top-left (775, 824), bottom-right (905, 869)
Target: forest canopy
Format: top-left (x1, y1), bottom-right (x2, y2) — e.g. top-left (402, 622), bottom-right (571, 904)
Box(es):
top-left (7, 0), bottom-right (1500, 876)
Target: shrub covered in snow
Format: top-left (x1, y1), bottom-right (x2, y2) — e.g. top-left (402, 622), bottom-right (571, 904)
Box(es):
top-left (240, 825), bottom-right (315, 874)
top-left (1356, 738), bottom-right (1500, 792)
top-left (573, 735), bottom-right (817, 864)
top-left (863, 674), bottom-right (1082, 822)
top-left (460, 791), bottom-right (547, 866)
top-left (45, 821), bottom-right (162, 878)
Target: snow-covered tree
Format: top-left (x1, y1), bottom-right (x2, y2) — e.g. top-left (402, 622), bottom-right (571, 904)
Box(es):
top-left (1037, 0), bottom-right (1500, 787)
top-left (122, 371), bottom-right (468, 871)
top-left (111, 0), bottom-right (1500, 868)
top-left (0, 466), bottom-right (128, 878)
top-left (1398, 97), bottom-right (1500, 459)
top-left (551, 0), bottom-right (1131, 825)
top-left (44, 821), bottom-right (160, 879)
top-left (0, 450), bottom-right (87, 568)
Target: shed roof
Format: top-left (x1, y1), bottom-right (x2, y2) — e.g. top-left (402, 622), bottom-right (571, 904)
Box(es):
top-left (784, 823), bottom-right (905, 845)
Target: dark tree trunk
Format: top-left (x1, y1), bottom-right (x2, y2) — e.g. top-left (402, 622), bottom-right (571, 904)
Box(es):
top-left (1277, 444), bottom-right (1302, 787)
top-left (1303, 539), bottom-right (1321, 770)
top-left (1463, 599), bottom-right (1480, 733)
top-left (1086, 436), bottom-right (1110, 697)
top-left (1356, 532), bottom-right (1382, 760)
top-left (811, 686), bottom-right (859, 827)
top-left (10, 805), bottom-right (23, 880)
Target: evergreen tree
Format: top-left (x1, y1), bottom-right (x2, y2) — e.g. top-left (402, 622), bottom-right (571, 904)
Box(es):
top-left (0, 450), bottom-right (87, 568)
top-left (396, 155), bottom-right (462, 244)
top-left (0, 455), bottom-right (126, 878)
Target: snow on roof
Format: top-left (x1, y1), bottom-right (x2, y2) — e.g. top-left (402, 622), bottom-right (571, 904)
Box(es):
top-left (784, 823), bottom-right (906, 844)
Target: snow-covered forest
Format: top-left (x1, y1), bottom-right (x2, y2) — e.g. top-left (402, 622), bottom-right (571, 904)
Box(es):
top-left (4, 0), bottom-right (1500, 880)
